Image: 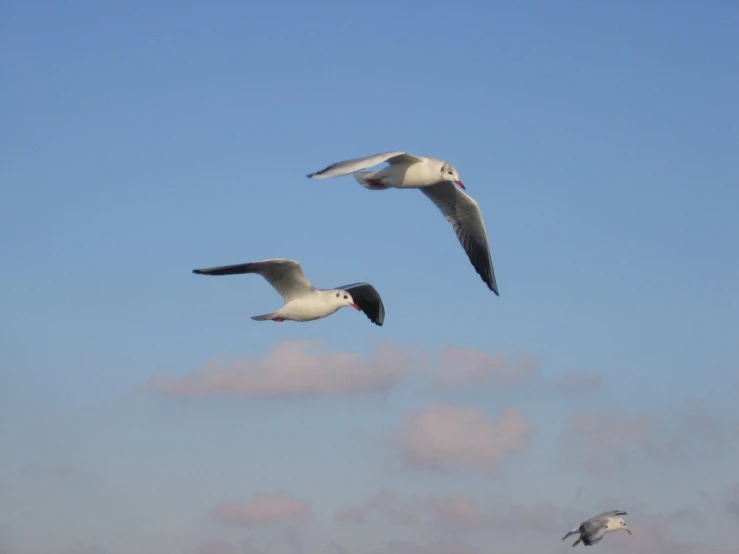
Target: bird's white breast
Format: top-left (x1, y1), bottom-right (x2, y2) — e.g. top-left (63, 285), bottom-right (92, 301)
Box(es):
top-left (383, 157), bottom-right (443, 188)
top-left (281, 294), bottom-right (340, 321)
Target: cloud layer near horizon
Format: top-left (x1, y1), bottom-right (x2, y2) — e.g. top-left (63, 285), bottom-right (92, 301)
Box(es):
top-left (208, 494), bottom-right (312, 526)
top-left (145, 341), bottom-right (413, 398)
top-left (394, 404), bottom-right (533, 472)
top-left (144, 340), bottom-right (599, 399)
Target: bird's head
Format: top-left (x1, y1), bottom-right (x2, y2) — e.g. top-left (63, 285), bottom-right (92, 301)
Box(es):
top-left (332, 290), bottom-right (360, 310)
top-left (613, 518), bottom-right (631, 535)
top-left (440, 162), bottom-right (464, 189)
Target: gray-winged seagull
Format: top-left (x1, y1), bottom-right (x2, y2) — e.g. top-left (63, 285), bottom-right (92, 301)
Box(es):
top-left (193, 259), bottom-right (385, 326)
top-left (307, 151), bottom-right (499, 295)
top-left (561, 510), bottom-right (631, 547)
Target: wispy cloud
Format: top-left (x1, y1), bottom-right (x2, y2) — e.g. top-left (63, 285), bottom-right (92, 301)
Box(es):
top-left (209, 494), bottom-right (312, 526)
top-left (429, 494), bottom-right (488, 530)
top-left (146, 341), bottom-right (591, 399)
top-left (146, 340), bottom-right (412, 398)
top-left (335, 490), bottom-right (418, 526)
top-left (562, 403), bottom-right (739, 476)
top-left (337, 491), bottom-right (574, 536)
top-left (429, 495), bottom-right (571, 534)
top-left (394, 404), bottom-right (533, 473)
top-left (432, 347), bottom-right (539, 389)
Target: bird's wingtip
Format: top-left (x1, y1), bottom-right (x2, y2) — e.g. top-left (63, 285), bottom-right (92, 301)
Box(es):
top-left (192, 269), bottom-right (202, 274)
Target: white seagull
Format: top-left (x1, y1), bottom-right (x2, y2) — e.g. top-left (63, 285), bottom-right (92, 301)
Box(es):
top-left (192, 258), bottom-right (385, 326)
top-left (307, 151), bottom-right (499, 295)
top-left (562, 510), bottom-right (632, 547)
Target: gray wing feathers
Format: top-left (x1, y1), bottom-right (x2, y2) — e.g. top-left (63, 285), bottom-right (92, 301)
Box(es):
top-left (580, 523), bottom-right (608, 546)
top-left (420, 183), bottom-right (499, 295)
top-left (307, 151), bottom-right (423, 179)
top-left (193, 259), bottom-right (315, 302)
top-left (593, 510), bottom-right (627, 519)
top-left (336, 282), bottom-right (385, 326)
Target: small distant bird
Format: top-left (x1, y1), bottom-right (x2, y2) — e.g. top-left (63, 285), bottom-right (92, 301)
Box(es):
top-left (562, 510), bottom-right (631, 547)
top-left (192, 258), bottom-right (385, 326)
top-left (307, 151), bottom-right (499, 295)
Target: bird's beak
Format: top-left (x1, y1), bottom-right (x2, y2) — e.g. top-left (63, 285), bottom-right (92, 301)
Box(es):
top-left (350, 303), bottom-right (360, 310)
top-left (625, 528), bottom-right (632, 535)
top-left (454, 180), bottom-right (465, 190)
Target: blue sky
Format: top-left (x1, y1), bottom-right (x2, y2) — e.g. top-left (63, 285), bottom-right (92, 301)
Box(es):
top-left (1, 2), bottom-right (738, 554)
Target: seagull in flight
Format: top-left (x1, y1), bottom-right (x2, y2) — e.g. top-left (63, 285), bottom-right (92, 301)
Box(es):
top-left (192, 258), bottom-right (385, 326)
top-left (307, 151), bottom-right (499, 295)
top-left (561, 510), bottom-right (632, 547)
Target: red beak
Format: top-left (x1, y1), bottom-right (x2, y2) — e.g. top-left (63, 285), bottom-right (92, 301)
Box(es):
top-left (350, 303), bottom-right (360, 310)
top-left (454, 180), bottom-right (465, 190)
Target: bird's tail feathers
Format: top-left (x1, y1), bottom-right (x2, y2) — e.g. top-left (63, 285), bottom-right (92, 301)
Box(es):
top-left (353, 171), bottom-right (390, 190)
top-left (251, 312), bottom-right (278, 321)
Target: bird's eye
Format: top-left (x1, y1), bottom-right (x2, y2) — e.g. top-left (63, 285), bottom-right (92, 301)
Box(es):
top-left (343, 295), bottom-right (348, 299)
top-left (448, 170), bottom-right (453, 174)
top-left (336, 293), bottom-right (339, 297)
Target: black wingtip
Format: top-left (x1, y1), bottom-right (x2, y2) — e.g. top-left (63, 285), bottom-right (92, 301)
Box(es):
top-left (193, 269), bottom-right (203, 274)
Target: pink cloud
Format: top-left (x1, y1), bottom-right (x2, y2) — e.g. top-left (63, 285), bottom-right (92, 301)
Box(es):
top-left (339, 491), bottom-right (572, 537)
top-left (394, 404), bottom-right (533, 472)
top-left (430, 494), bottom-right (488, 530)
top-left (430, 495), bottom-right (572, 534)
top-left (433, 347), bottom-right (538, 389)
top-left (336, 490), bottom-right (418, 527)
top-left (146, 340), bottom-right (412, 398)
top-left (209, 494), bottom-right (312, 526)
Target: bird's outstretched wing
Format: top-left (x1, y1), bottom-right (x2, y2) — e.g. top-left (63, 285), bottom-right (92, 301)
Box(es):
top-left (307, 151), bottom-right (423, 179)
top-left (420, 182), bottom-right (499, 295)
top-left (335, 282), bottom-right (385, 326)
top-left (580, 522), bottom-right (608, 546)
top-left (193, 259), bottom-right (314, 302)
top-left (592, 510), bottom-right (628, 520)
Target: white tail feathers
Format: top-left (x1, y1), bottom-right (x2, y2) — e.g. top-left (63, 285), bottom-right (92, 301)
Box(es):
top-left (353, 171), bottom-right (390, 190)
top-left (251, 312), bottom-right (277, 321)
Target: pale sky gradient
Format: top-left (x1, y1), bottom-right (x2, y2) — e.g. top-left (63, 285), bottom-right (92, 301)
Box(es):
top-left (1, 2), bottom-right (738, 554)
